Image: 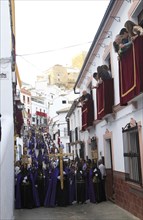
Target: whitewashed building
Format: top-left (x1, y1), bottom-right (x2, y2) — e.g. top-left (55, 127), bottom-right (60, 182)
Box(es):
top-left (0, 0), bottom-right (16, 219)
top-left (20, 87), bottom-right (32, 126)
top-left (56, 107), bottom-right (70, 153)
top-left (69, 0), bottom-right (143, 219)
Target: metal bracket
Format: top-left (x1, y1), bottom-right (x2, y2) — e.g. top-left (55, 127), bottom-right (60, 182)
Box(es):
top-left (103, 31), bottom-right (112, 36)
top-left (91, 62), bottom-right (96, 66)
top-left (100, 35), bottom-right (111, 41)
top-left (98, 43), bottom-right (106, 48)
top-left (110, 16), bottom-right (120, 22)
top-left (95, 54), bottom-right (100, 58)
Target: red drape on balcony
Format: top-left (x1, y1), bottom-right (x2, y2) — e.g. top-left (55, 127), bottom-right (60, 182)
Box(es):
top-left (119, 36), bottom-right (143, 105)
top-left (82, 98), bottom-right (94, 131)
top-left (96, 79), bottom-right (114, 120)
top-left (36, 111), bottom-right (47, 117)
top-left (134, 36), bottom-right (143, 91)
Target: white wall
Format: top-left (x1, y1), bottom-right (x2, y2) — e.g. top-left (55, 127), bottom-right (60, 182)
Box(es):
top-left (57, 112), bottom-right (69, 153)
top-left (0, 1), bottom-right (14, 219)
top-left (92, 1), bottom-right (143, 172)
top-left (74, 0), bottom-right (143, 170)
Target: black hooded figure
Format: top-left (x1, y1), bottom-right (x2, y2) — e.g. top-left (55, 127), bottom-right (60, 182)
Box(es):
top-left (92, 163), bottom-right (102, 203)
top-left (35, 164), bottom-right (45, 206)
top-left (56, 161), bottom-right (69, 207)
top-left (75, 165), bottom-right (86, 204)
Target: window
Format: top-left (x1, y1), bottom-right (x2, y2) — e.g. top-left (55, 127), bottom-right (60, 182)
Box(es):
top-left (23, 95), bottom-right (25, 103)
top-left (75, 127), bottom-right (78, 141)
top-left (32, 117), bottom-right (35, 122)
top-left (27, 97), bottom-right (30, 104)
top-left (67, 143), bottom-right (71, 153)
top-left (62, 100), bottom-right (66, 104)
top-left (28, 109), bottom-right (30, 114)
top-left (53, 133), bottom-right (55, 140)
top-left (122, 123), bottom-right (142, 184)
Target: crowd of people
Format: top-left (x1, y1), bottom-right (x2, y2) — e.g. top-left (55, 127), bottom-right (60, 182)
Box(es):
top-left (113, 20), bottom-right (143, 56)
top-left (15, 126), bottom-right (107, 209)
top-left (91, 20), bottom-right (143, 89)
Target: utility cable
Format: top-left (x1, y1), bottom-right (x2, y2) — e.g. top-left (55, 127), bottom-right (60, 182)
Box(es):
top-left (16, 41), bottom-right (92, 57)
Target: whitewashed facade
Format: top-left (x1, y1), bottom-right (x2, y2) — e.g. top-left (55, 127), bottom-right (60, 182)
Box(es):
top-left (0, 1), bottom-right (15, 219)
top-left (69, 0), bottom-right (143, 219)
top-left (56, 108), bottom-right (70, 153)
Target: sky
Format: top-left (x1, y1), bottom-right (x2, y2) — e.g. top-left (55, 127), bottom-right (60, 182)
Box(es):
top-left (15, 0), bottom-right (110, 86)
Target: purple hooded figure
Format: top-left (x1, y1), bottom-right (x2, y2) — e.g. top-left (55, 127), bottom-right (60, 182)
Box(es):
top-left (44, 166), bottom-right (59, 207)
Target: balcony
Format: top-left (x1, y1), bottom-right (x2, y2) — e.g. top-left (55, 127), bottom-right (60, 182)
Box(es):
top-left (36, 111), bottom-right (47, 117)
top-left (82, 98), bottom-right (94, 131)
top-left (96, 79), bottom-right (114, 120)
top-left (119, 36), bottom-right (143, 105)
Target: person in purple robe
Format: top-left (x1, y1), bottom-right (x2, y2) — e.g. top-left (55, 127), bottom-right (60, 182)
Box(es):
top-left (15, 163), bottom-right (40, 209)
top-left (44, 165), bottom-right (59, 207)
top-left (88, 166), bottom-right (96, 203)
top-left (35, 164), bottom-right (46, 206)
top-left (68, 164), bottom-right (76, 205)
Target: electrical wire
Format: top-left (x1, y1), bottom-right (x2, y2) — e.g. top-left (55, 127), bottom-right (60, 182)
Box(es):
top-left (17, 55), bottom-right (42, 71)
top-left (16, 41), bottom-right (92, 57)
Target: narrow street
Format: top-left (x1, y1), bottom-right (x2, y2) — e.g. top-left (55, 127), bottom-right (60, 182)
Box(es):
top-left (14, 201), bottom-right (140, 220)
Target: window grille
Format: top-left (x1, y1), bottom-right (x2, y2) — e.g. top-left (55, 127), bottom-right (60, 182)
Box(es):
top-left (122, 123), bottom-right (142, 184)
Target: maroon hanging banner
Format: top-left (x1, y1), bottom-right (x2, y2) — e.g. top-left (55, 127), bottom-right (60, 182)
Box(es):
top-left (119, 36), bottom-right (143, 105)
top-left (96, 79), bottom-right (114, 120)
top-left (82, 98), bottom-right (94, 131)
